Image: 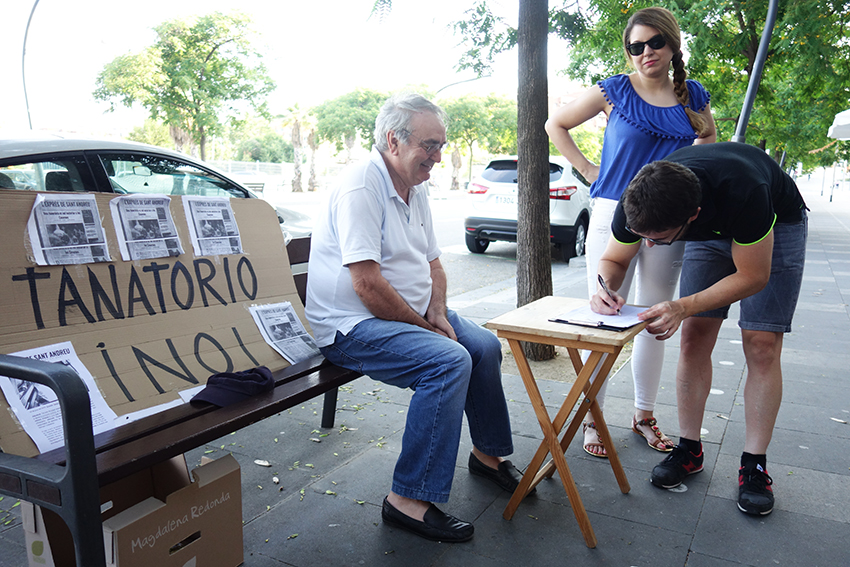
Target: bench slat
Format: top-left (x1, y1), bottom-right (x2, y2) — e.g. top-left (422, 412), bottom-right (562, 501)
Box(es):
top-left (90, 364), bottom-right (360, 486)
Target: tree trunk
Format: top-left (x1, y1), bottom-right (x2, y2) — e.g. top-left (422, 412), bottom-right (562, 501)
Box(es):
top-left (199, 125), bottom-right (206, 161)
top-left (451, 148), bottom-right (461, 191)
top-left (517, 0), bottom-right (554, 362)
top-left (292, 120), bottom-right (303, 193)
top-left (308, 130), bottom-right (319, 192)
top-left (169, 125), bottom-right (191, 155)
top-left (345, 133), bottom-right (356, 164)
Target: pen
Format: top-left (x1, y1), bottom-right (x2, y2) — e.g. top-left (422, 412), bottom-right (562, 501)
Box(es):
top-left (597, 274), bottom-right (620, 315)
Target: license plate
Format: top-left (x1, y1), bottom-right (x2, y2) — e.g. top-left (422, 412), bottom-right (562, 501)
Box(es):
top-left (494, 195), bottom-right (516, 205)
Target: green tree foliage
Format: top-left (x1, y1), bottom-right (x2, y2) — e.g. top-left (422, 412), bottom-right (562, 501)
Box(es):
top-left (453, 0), bottom-right (850, 171)
top-left (454, 1), bottom-right (586, 76)
top-left (94, 12), bottom-right (275, 161)
top-left (673, 0), bottom-right (850, 170)
top-left (127, 119), bottom-right (174, 149)
top-left (551, 123), bottom-right (603, 164)
top-left (236, 133), bottom-right (293, 163)
top-left (439, 94), bottom-right (518, 181)
top-left (311, 89), bottom-right (388, 158)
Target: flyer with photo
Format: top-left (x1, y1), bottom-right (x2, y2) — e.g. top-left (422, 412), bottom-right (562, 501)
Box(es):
top-left (249, 302), bottom-right (321, 364)
top-left (0, 342), bottom-right (117, 453)
top-left (26, 193), bottom-right (111, 265)
top-left (109, 195), bottom-right (184, 261)
top-left (182, 195), bottom-right (243, 256)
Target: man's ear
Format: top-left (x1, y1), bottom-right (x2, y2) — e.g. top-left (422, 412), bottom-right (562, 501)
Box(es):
top-left (688, 207), bottom-right (701, 222)
top-left (386, 130), bottom-right (401, 155)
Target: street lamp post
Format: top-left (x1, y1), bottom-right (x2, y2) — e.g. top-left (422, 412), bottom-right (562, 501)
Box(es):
top-left (731, 0), bottom-right (778, 144)
top-left (435, 75), bottom-right (492, 95)
top-left (22, 0), bottom-right (41, 130)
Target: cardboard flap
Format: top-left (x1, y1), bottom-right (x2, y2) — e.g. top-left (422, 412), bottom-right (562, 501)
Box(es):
top-left (102, 497), bottom-right (166, 532)
top-left (187, 453), bottom-right (239, 490)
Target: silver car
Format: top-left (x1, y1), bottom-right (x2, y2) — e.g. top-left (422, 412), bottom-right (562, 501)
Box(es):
top-left (463, 156), bottom-right (591, 263)
top-left (0, 135), bottom-right (311, 243)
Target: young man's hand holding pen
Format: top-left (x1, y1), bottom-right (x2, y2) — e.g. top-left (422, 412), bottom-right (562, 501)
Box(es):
top-left (592, 274), bottom-right (625, 315)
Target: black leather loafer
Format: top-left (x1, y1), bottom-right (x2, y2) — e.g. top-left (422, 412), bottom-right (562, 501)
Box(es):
top-left (468, 452), bottom-right (536, 495)
top-left (381, 497), bottom-right (474, 542)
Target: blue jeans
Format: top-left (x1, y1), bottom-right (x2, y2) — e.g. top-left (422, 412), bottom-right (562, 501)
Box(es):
top-left (320, 309), bottom-right (513, 503)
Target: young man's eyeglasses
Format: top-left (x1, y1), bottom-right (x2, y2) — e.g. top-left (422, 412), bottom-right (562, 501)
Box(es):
top-left (400, 129), bottom-right (447, 156)
top-left (626, 34), bottom-right (666, 56)
top-left (627, 220), bottom-right (688, 246)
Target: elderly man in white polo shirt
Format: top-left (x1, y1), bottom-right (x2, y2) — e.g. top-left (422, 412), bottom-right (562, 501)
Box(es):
top-left (305, 93), bottom-right (522, 543)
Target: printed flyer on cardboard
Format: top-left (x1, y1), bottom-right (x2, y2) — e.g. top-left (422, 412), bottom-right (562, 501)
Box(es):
top-left (0, 341), bottom-right (117, 453)
top-left (109, 195), bottom-right (184, 261)
top-left (181, 196), bottom-right (243, 256)
top-left (250, 302), bottom-right (320, 363)
top-left (26, 193), bottom-right (111, 265)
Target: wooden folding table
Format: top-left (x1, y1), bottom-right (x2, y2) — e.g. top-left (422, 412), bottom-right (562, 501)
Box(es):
top-left (485, 295), bottom-right (648, 548)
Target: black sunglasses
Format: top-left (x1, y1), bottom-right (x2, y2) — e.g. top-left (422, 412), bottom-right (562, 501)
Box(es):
top-left (626, 34), bottom-right (666, 56)
top-left (626, 221), bottom-right (688, 246)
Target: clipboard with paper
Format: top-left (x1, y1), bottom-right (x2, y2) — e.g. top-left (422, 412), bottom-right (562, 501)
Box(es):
top-left (549, 303), bottom-right (645, 331)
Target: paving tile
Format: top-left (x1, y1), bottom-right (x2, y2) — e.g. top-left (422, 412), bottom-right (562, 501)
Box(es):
top-left (0, 534), bottom-right (27, 567)
top-left (707, 453), bottom-right (850, 523)
top-left (437, 498), bottom-right (694, 567)
top-left (691, 494), bottom-right (849, 567)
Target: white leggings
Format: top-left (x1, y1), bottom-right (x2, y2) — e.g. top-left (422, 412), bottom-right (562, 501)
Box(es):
top-left (581, 197), bottom-right (684, 412)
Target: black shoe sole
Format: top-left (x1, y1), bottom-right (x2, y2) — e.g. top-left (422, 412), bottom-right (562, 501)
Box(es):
top-left (381, 498), bottom-right (474, 543)
top-left (650, 466), bottom-right (703, 489)
top-left (381, 513), bottom-right (474, 542)
top-left (737, 502), bottom-right (774, 516)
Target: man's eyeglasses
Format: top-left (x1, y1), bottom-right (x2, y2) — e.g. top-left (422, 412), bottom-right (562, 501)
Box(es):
top-left (400, 129), bottom-right (447, 156)
top-left (626, 221), bottom-right (688, 246)
top-left (626, 34), bottom-right (666, 56)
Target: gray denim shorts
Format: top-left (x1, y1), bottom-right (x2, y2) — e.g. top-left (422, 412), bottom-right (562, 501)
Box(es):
top-left (679, 214), bottom-right (807, 333)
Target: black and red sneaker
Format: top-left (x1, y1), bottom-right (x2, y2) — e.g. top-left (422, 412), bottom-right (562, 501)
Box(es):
top-left (650, 444), bottom-right (704, 489)
top-left (738, 462), bottom-right (774, 515)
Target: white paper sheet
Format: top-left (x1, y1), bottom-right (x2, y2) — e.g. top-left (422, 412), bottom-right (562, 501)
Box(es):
top-left (0, 342), bottom-right (118, 453)
top-left (182, 196), bottom-right (243, 256)
top-left (109, 195), bottom-right (184, 261)
top-left (250, 302), bottom-right (320, 364)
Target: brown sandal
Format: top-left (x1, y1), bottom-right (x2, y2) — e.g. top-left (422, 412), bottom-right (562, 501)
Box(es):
top-left (632, 416), bottom-right (674, 452)
top-left (582, 422), bottom-right (608, 458)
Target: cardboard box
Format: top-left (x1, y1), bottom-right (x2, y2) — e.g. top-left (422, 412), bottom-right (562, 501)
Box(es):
top-left (22, 454), bottom-right (242, 567)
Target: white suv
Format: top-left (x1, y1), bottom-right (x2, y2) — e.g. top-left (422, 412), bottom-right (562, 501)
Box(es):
top-left (463, 156), bottom-right (591, 263)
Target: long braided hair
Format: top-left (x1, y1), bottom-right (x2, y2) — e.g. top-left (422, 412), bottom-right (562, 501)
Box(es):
top-left (622, 7), bottom-right (708, 137)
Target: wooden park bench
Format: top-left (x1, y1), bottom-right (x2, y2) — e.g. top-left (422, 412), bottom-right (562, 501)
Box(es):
top-left (0, 191), bottom-right (361, 566)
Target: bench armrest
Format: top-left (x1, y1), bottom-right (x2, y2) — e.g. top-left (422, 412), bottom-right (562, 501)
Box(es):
top-left (0, 354), bottom-right (105, 567)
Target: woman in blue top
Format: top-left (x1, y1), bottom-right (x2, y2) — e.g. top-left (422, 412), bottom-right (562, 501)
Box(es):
top-left (545, 6), bottom-right (716, 458)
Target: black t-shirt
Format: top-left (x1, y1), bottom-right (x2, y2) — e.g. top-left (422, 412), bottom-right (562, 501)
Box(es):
top-left (612, 142), bottom-right (807, 245)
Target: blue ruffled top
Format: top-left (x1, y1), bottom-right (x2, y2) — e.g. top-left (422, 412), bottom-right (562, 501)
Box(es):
top-left (590, 74), bottom-right (711, 200)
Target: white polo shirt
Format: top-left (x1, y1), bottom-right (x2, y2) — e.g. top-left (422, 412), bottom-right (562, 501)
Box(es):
top-left (305, 148), bottom-right (441, 347)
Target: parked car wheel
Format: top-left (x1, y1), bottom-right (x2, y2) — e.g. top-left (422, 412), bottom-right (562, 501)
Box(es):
top-left (561, 216), bottom-right (588, 263)
top-left (465, 233), bottom-right (490, 254)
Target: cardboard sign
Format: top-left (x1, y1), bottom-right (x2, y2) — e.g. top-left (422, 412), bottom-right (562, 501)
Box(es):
top-left (0, 190), bottom-right (305, 456)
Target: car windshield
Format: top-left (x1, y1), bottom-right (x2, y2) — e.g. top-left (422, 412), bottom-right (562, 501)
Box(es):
top-left (481, 161), bottom-right (519, 183)
top-left (98, 153), bottom-right (247, 198)
top-left (481, 160), bottom-right (565, 184)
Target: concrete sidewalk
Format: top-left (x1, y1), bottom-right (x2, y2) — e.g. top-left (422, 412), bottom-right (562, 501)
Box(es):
top-left (0, 174), bottom-right (847, 566)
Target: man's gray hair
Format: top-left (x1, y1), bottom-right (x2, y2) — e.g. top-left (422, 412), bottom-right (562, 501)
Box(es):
top-left (374, 93), bottom-right (447, 151)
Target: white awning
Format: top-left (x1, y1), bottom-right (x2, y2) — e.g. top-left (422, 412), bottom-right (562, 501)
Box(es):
top-left (828, 108), bottom-right (850, 140)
